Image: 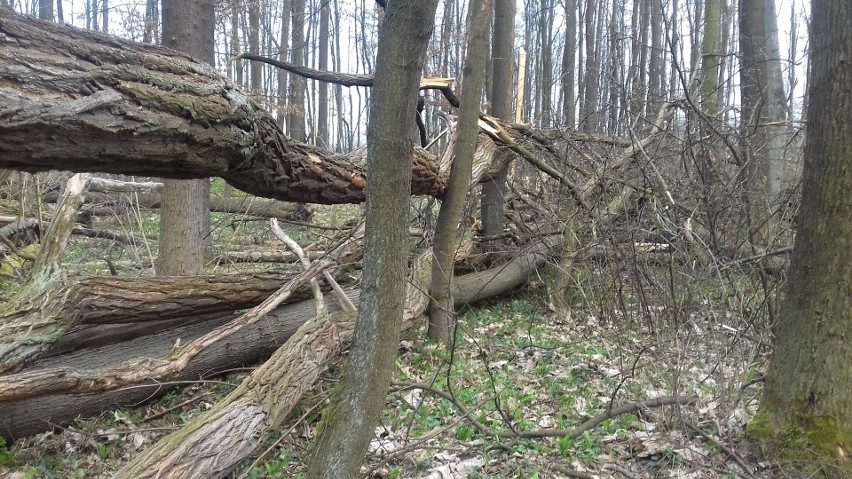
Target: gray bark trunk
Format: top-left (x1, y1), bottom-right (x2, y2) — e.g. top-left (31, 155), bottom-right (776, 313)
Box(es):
top-left (157, 0), bottom-right (215, 276)
top-left (749, 1), bottom-right (852, 473)
top-left (305, 0), bottom-right (440, 475)
top-left (429, 0), bottom-right (492, 342)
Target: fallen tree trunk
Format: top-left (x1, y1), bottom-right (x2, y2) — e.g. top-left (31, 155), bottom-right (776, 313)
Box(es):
top-left (115, 234), bottom-right (560, 478)
top-left (0, 238), bottom-right (558, 440)
top-left (0, 10), bottom-right (444, 204)
top-left (44, 189), bottom-right (306, 220)
top-left (0, 268), bottom-right (315, 373)
top-left (0, 291), bottom-right (349, 440)
top-left (0, 11), bottom-right (580, 207)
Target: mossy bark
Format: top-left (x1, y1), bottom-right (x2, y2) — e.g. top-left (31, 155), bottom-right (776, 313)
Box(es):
top-left (749, 1), bottom-right (852, 475)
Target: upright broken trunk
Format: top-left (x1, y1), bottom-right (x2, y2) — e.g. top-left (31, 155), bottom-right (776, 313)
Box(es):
top-left (0, 174), bottom-right (90, 373)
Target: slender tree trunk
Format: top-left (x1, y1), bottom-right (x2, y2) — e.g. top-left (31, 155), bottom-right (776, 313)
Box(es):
top-left (276, 0), bottom-right (290, 128)
top-left (739, 0), bottom-right (787, 200)
top-left (156, 0), bottom-right (215, 277)
top-left (317, 0), bottom-right (330, 147)
top-left (562, 0), bottom-right (577, 128)
top-left (38, 0), bottom-right (52, 20)
top-left (480, 0), bottom-right (515, 238)
top-left (648, 0), bottom-right (663, 114)
top-left (89, 0), bottom-right (97, 31)
top-left (700, 0), bottom-right (721, 117)
top-left (333, 0), bottom-right (344, 150)
top-left (306, 0), bottom-right (439, 475)
top-left (248, 0), bottom-right (261, 94)
top-left (429, 0), bottom-right (492, 342)
top-left (748, 2), bottom-right (852, 474)
top-left (143, 0), bottom-right (158, 44)
top-left (606, 0), bottom-right (622, 135)
top-left (100, 0), bottom-right (107, 32)
top-left (538, 0), bottom-right (553, 127)
top-left (288, 0), bottom-right (306, 141)
top-left (231, 0), bottom-right (243, 86)
top-left (581, 0), bottom-right (598, 132)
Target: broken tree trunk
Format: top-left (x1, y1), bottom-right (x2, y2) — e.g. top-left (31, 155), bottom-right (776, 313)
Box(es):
top-left (115, 232), bottom-right (561, 478)
top-left (0, 237), bottom-right (557, 440)
top-left (0, 173), bottom-right (91, 374)
top-left (0, 10), bottom-right (443, 204)
top-left (44, 190), bottom-right (306, 221)
top-left (0, 229), bottom-right (316, 374)
top-left (0, 11), bottom-right (575, 207)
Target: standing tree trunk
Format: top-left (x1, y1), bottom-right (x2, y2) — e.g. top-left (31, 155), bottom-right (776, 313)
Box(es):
top-left (480, 0), bottom-right (515, 238)
top-left (562, 0), bottom-right (576, 128)
top-left (231, 0), bottom-right (243, 86)
top-left (248, 0), bottom-right (261, 94)
top-left (288, 0), bottom-right (307, 142)
top-left (538, 0), bottom-right (553, 127)
top-left (143, 0), bottom-right (158, 44)
top-left (581, 0), bottom-right (598, 132)
top-left (100, 0), bottom-right (108, 32)
top-left (306, 0), bottom-right (440, 475)
top-left (647, 0), bottom-right (663, 115)
top-left (428, 0), bottom-right (492, 342)
top-left (38, 0), bottom-right (52, 20)
top-left (156, 0), bottom-right (214, 277)
top-left (747, 1), bottom-right (852, 475)
top-left (739, 0), bottom-right (787, 200)
top-left (700, 0), bottom-right (721, 117)
top-left (277, 0), bottom-right (290, 128)
top-left (317, 0), bottom-right (330, 147)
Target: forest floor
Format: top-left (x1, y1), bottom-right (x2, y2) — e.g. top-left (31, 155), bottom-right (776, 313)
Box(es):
top-left (0, 189), bottom-right (796, 478)
top-left (2, 288), bottom-right (788, 478)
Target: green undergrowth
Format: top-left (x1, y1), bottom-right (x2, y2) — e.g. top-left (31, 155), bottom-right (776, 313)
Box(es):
top-left (372, 299), bottom-right (651, 476)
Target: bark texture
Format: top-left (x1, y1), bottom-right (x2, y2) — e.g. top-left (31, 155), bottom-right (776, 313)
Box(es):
top-left (0, 10), bottom-right (442, 204)
top-left (306, 1), bottom-right (440, 475)
top-left (429, 0), bottom-right (492, 341)
top-left (1, 240), bottom-right (551, 440)
top-left (748, 0), bottom-right (852, 474)
top-left (480, 0), bottom-right (515, 237)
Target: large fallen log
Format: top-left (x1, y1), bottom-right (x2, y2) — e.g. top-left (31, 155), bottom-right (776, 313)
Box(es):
top-left (0, 10), bottom-right (444, 204)
top-left (0, 238), bottom-right (557, 440)
top-left (44, 189), bottom-right (305, 220)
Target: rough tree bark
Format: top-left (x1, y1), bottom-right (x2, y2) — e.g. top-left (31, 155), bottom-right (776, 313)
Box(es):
top-left (747, 0), bottom-right (852, 475)
top-left (480, 0), bottom-right (515, 239)
top-left (739, 0), bottom-right (788, 200)
top-left (0, 10), bottom-right (443, 204)
top-left (156, 0), bottom-right (214, 276)
top-left (1, 239), bottom-right (555, 440)
top-left (287, 0), bottom-right (306, 142)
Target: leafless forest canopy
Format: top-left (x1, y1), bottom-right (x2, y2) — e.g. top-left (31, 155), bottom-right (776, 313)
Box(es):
top-left (0, 0), bottom-right (833, 477)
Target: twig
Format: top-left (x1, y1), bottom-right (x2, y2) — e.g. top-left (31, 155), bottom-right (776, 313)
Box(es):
top-left (142, 392), bottom-right (213, 422)
top-left (393, 382), bottom-right (697, 440)
top-left (685, 421), bottom-right (755, 479)
top-left (603, 464), bottom-right (639, 479)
